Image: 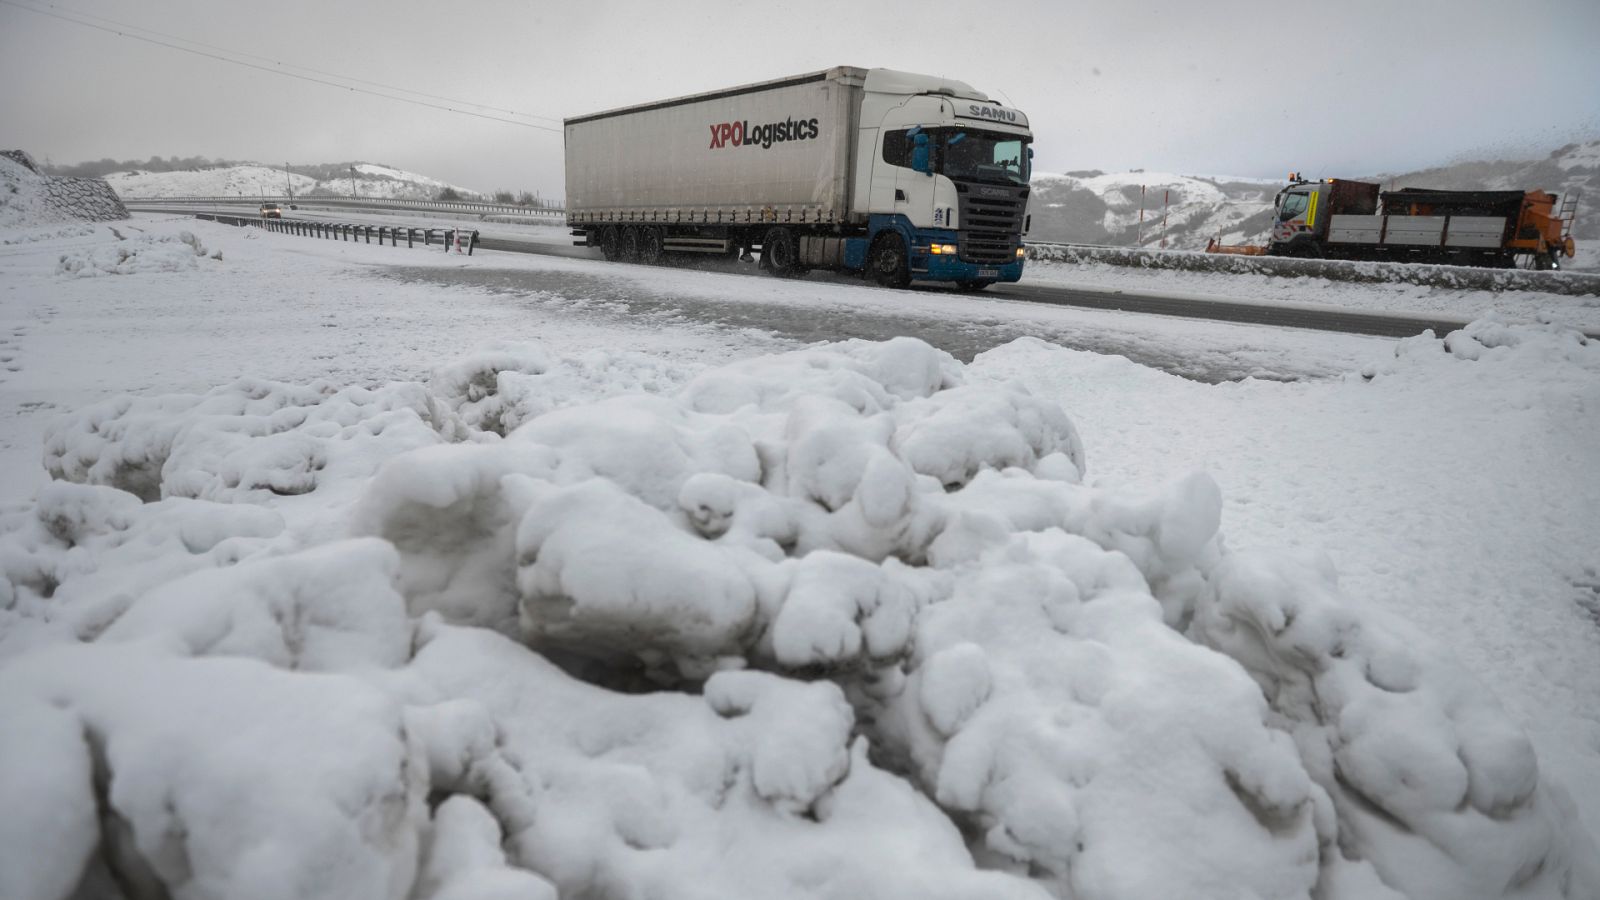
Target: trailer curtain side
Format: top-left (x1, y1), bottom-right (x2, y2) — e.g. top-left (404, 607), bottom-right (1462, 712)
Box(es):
top-left (564, 69), bottom-right (866, 224)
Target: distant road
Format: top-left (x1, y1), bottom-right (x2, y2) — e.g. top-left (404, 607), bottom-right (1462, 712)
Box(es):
top-left (133, 207), bottom-right (1600, 341)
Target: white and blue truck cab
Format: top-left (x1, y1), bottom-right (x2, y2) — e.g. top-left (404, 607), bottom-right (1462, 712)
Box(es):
top-left (565, 66), bottom-right (1033, 290)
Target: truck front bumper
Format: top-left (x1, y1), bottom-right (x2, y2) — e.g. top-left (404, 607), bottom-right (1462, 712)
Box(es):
top-left (907, 229), bottom-right (1024, 283)
top-left (913, 253), bottom-right (1024, 283)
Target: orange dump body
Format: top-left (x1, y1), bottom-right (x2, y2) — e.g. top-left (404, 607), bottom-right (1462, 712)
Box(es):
top-left (1380, 188), bottom-right (1574, 258)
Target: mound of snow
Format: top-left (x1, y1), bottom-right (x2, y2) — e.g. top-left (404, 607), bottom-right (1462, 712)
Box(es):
top-left (4, 327), bottom-right (1597, 898)
top-left (56, 229), bottom-right (219, 276)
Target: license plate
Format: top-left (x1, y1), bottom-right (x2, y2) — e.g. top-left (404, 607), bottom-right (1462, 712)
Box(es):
top-left (978, 268), bottom-right (998, 277)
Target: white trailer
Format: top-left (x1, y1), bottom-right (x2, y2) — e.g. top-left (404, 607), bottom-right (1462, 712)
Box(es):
top-left (564, 66), bottom-right (1035, 289)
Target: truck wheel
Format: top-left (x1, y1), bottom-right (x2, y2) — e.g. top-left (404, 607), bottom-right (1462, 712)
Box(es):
top-left (619, 226), bottom-right (642, 263)
top-left (763, 227), bottom-right (802, 277)
top-left (596, 226), bottom-right (620, 261)
top-left (868, 233), bottom-right (910, 288)
top-left (639, 227), bottom-right (664, 265)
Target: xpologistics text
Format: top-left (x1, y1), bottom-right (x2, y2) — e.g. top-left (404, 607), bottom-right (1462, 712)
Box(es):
top-left (708, 117), bottom-right (821, 150)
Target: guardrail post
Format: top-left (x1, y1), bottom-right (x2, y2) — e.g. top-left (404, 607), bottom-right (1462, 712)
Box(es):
top-left (406, 228), bottom-right (413, 249)
top-left (468, 230), bottom-right (478, 255)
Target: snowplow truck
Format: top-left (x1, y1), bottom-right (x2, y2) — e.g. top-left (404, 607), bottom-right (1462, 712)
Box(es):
top-left (564, 66), bottom-right (1033, 289)
top-left (1268, 175), bottom-right (1577, 269)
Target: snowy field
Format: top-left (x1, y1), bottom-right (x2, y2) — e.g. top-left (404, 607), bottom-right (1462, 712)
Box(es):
top-left (2, 216), bottom-right (1598, 899)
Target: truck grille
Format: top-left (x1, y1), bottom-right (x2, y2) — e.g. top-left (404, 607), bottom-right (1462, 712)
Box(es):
top-left (957, 183), bottom-right (1027, 264)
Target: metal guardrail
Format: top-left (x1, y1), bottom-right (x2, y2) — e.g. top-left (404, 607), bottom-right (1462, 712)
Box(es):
top-left (197, 212), bottom-right (479, 254)
top-left (124, 195), bottom-right (563, 218)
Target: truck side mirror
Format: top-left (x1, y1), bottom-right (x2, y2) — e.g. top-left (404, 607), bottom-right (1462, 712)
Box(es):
top-left (912, 133), bottom-right (932, 175)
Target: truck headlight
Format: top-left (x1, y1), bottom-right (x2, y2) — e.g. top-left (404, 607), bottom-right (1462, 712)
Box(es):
top-left (1016, 246), bottom-right (1026, 258)
top-left (928, 243), bottom-right (956, 255)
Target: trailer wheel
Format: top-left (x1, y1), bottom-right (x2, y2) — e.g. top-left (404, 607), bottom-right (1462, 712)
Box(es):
top-left (619, 226), bottom-right (642, 262)
top-left (762, 227), bottom-right (802, 277)
top-left (868, 233), bottom-right (910, 288)
top-left (596, 226), bottom-right (620, 261)
top-left (639, 226), bottom-right (664, 265)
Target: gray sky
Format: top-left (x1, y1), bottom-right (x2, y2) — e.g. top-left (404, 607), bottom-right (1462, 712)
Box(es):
top-left (3, 0), bottom-right (1597, 196)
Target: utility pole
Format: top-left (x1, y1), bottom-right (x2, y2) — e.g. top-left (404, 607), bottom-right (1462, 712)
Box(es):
top-left (350, 165), bottom-right (358, 198)
top-left (1159, 189), bottom-right (1170, 249)
top-left (1136, 185), bottom-right (1146, 247)
top-left (285, 162), bottom-right (293, 202)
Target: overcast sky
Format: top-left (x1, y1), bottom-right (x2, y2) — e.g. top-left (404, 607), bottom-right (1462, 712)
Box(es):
top-left (2, 0), bottom-right (1597, 195)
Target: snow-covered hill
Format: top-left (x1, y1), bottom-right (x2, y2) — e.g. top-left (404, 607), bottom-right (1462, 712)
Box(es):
top-left (1029, 140), bottom-right (1599, 267)
top-left (1027, 171), bottom-right (1279, 251)
top-left (106, 162), bottom-right (483, 202)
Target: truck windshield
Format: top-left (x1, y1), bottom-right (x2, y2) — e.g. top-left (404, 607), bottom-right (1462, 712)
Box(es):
top-left (936, 130), bottom-right (1030, 186)
top-left (1277, 191), bottom-right (1310, 220)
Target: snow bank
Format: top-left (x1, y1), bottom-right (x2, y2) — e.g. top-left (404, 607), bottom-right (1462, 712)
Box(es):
top-left (43, 378), bottom-right (461, 502)
top-left (0, 642), bottom-right (425, 900)
top-left (1193, 550), bottom-right (1597, 900)
top-left (400, 619), bottom-right (1048, 899)
top-left (5, 327), bottom-right (1597, 898)
top-left (55, 229), bottom-right (220, 277)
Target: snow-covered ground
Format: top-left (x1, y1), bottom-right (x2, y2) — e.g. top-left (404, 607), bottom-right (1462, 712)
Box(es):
top-left (2, 215), bottom-right (1598, 899)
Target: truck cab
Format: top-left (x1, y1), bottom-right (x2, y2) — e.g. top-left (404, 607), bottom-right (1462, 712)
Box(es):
top-left (855, 70), bottom-right (1032, 287)
top-left (1268, 174), bottom-right (1378, 257)
top-left (1269, 176), bottom-right (1326, 256)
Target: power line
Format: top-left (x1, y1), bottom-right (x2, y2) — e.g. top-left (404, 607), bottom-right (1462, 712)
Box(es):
top-left (1, 0), bottom-right (564, 133)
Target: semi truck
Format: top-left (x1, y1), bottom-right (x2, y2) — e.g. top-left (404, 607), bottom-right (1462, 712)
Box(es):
top-left (563, 66), bottom-right (1033, 289)
top-left (1263, 174), bottom-right (1577, 269)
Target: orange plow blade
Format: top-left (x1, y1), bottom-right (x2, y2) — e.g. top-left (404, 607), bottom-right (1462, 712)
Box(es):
top-left (1205, 237), bottom-right (1267, 256)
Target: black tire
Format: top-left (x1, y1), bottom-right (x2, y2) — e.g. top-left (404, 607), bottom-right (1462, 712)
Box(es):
top-left (619, 226), bottom-right (641, 263)
top-left (954, 280), bottom-right (993, 293)
top-left (868, 232), bottom-right (911, 288)
top-left (762, 226), bottom-right (802, 277)
top-left (639, 226), bottom-right (664, 265)
top-left (596, 226), bottom-right (620, 261)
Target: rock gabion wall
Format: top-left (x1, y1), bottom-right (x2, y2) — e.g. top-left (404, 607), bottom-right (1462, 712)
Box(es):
top-left (39, 176), bottom-right (129, 222)
top-left (2, 149), bottom-right (129, 225)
